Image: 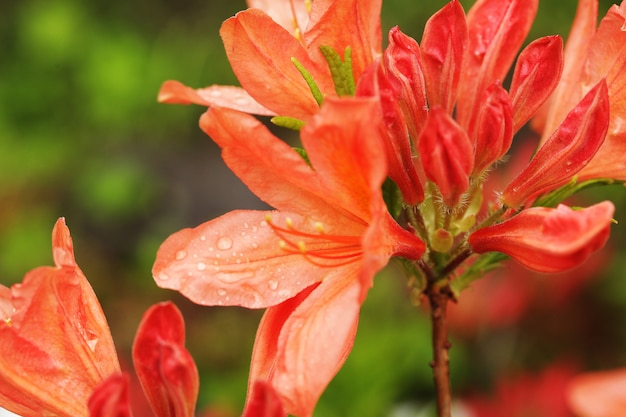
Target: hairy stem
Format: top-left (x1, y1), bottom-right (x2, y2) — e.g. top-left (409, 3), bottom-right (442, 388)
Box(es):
top-left (428, 285), bottom-right (452, 417)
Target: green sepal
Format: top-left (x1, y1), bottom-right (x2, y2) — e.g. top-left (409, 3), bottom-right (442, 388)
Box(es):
top-left (293, 147), bottom-right (311, 166)
top-left (533, 177), bottom-right (618, 208)
top-left (382, 178), bottom-right (403, 219)
top-left (291, 57), bottom-right (324, 106)
top-left (450, 252), bottom-right (508, 298)
top-left (271, 116), bottom-right (306, 131)
top-left (319, 45), bottom-right (356, 96)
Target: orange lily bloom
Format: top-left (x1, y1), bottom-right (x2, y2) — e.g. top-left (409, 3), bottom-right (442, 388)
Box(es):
top-left (152, 98), bottom-right (425, 417)
top-left (534, 0), bottom-right (626, 181)
top-left (159, 0), bottom-right (382, 121)
top-left (0, 219), bottom-right (201, 417)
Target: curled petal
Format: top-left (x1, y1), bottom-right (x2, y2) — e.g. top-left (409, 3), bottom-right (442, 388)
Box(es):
top-left (132, 302), bottom-right (199, 417)
top-left (503, 80), bottom-right (609, 208)
top-left (568, 368), bottom-right (626, 417)
top-left (418, 107), bottom-right (473, 206)
top-left (246, 278), bottom-right (361, 417)
top-left (420, 0), bottom-right (467, 113)
top-left (469, 202), bottom-right (614, 273)
top-left (509, 35), bottom-right (564, 132)
top-left (157, 81), bottom-right (275, 116)
top-left (0, 218), bottom-right (120, 417)
top-left (384, 27), bottom-right (428, 140)
top-left (88, 374), bottom-right (132, 417)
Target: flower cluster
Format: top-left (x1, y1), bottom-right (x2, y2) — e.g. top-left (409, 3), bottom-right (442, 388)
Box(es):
top-left (1, 0), bottom-right (625, 416)
top-left (156, 0), bottom-right (625, 415)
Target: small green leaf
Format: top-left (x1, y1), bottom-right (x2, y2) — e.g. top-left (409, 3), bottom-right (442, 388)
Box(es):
top-left (291, 57), bottom-right (324, 106)
top-left (271, 116), bottom-right (306, 131)
top-left (533, 177), bottom-right (618, 208)
top-left (450, 252), bottom-right (508, 298)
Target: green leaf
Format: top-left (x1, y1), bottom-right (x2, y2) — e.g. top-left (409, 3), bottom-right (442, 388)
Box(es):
top-left (450, 252), bottom-right (508, 298)
top-left (533, 177), bottom-right (618, 207)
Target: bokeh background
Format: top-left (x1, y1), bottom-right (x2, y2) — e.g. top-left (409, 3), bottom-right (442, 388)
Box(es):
top-left (1, 0), bottom-right (625, 416)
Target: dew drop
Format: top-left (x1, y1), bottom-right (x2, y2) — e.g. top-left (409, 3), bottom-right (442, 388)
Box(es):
top-left (175, 250), bottom-right (187, 260)
top-left (200, 235), bottom-right (207, 241)
top-left (197, 262), bottom-right (207, 271)
top-left (217, 289), bottom-right (227, 296)
top-left (268, 279), bottom-right (279, 290)
top-left (217, 237), bottom-right (233, 250)
top-left (252, 242), bottom-right (259, 249)
top-left (158, 273), bottom-right (171, 281)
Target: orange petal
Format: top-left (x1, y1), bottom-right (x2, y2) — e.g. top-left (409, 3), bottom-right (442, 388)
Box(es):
top-left (247, 278), bottom-right (361, 417)
top-left (469, 202), bottom-right (614, 273)
top-left (220, 9), bottom-right (328, 119)
top-left (509, 35), bottom-right (563, 132)
top-left (157, 81), bottom-right (275, 116)
top-left (532, 0), bottom-right (598, 138)
top-left (0, 218), bottom-right (120, 417)
top-left (88, 373), bottom-right (132, 417)
top-left (503, 80), bottom-right (609, 208)
top-left (132, 302), bottom-right (198, 417)
top-left (418, 107), bottom-right (473, 207)
top-left (242, 380), bottom-right (286, 417)
top-left (304, 0), bottom-right (382, 79)
top-left (457, 0), bottom-right (538, 129)
top-left (420, 0), bottom-right (467, 113)
top-left (568, 368), bottom-right (626, 417)
top-left (152, 210), bottom-right (328, 308)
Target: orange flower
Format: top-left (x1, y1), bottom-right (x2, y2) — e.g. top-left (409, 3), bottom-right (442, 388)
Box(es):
top-left (0, 219), bottom-right (201, 417)
top-left (159, 0), bottom-right (382, 121)
top-left (0, 218), bottom-right (120, 417)
top-left (152, 98), bottom-right (425, 417)
top-left (534, 0), bottom-right (626, 181)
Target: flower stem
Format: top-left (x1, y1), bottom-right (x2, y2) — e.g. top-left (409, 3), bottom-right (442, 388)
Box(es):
top-left (428, 284), bottom-right (452, 417)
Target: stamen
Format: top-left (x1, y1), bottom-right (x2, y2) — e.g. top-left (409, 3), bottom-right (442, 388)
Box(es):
top-left (305, 0), bottom-right (312, 14)
top-left (266, 217), bottom-right (362, 267)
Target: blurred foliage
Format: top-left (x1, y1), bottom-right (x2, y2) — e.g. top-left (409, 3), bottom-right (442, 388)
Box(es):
top-left (1, 0), bottom-right (625, 416)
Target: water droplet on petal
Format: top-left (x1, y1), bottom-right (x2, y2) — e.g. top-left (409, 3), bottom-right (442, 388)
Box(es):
top-left (158, 273), bottom-right (171, 281)
top-left (217, 289), bottom-right (227, 296)
top-left (197, 262), bottom-right (206, 271)
top-left (268, 279), bottom-right (279, 290)
top-left (200, 235), bottom-right (207, 241)
top-left (217, 237), bottom-right (233, 250)
top-left (175, 250), bottom-right (187, 260)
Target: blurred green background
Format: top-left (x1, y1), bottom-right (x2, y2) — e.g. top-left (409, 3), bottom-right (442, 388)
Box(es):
top-left (1, 0), bottom-right (625, 416)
